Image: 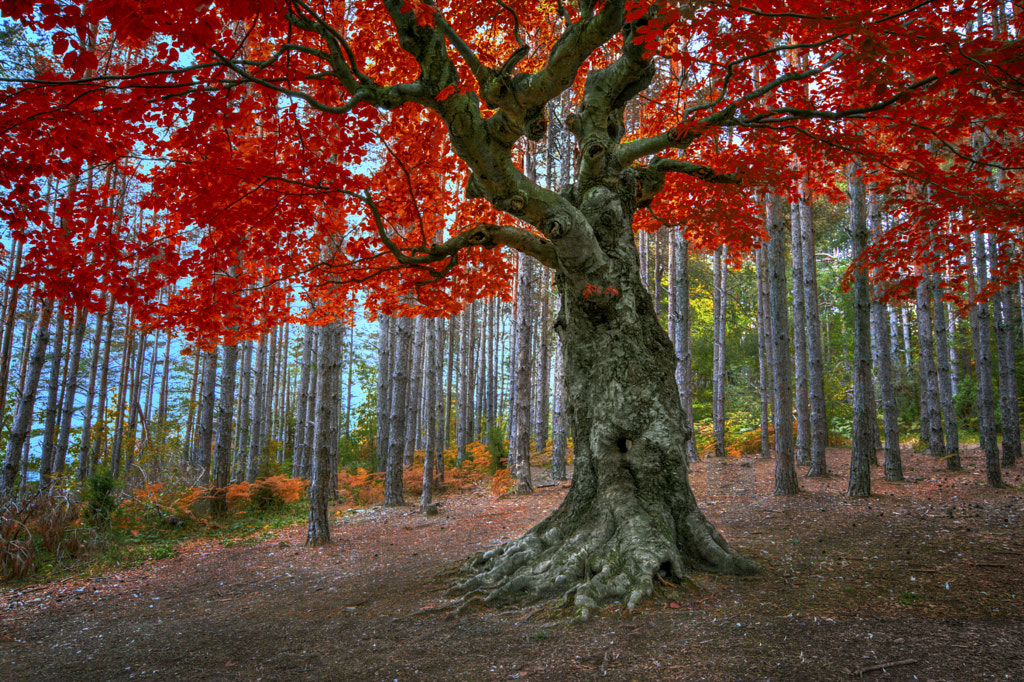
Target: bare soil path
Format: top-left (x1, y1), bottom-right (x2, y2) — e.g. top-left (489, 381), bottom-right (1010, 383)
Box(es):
top-left (2, 447), bottom-right (1023, 681)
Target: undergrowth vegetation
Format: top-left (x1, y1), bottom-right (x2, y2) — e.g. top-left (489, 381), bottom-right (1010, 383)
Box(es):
top-left (1, 438), bottom-right (558, 587)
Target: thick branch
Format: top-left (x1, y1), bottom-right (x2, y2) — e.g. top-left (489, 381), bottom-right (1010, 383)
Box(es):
top-left (648, 158), bottom-right (742, 184)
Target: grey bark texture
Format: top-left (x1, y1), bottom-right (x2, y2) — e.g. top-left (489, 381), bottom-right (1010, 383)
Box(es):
top-left (846, 164), bottom-right (872, 498)
top-left (212, 342), bottom-right (238, 514)
top-left (972, 231), bottom-right (1001, 487)
top-left (916, 275), bottom-right (946, 461)
top-left (790, 200), bottom-right (810, 466)
top-left (988, 235), bottom-right (1020, 468)
top-left (767, 192), bottom-right (798, 494)
top-left (385, 314), bottom-right (412, 506)
top-left (867, 190), bottom-right (903, 481)
top-left (1, 299), bottom-right (54, 495)
top-left (308, 319), bottom-right (342, 545)
top-left (712, 244), bottom-right (727, 458)
top-left (799, 190), bottom-right (828, 476)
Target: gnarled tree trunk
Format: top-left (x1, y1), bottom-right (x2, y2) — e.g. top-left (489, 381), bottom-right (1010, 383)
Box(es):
top-left (458, 175), bottom-right (758, 617)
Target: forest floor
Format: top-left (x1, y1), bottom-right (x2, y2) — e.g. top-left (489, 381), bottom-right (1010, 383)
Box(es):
top-left (2, 445), bottom-right (1023, 681)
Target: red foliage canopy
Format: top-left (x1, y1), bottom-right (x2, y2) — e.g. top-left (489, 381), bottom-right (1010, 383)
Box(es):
top-left (0, 0), bottom-right (1020, 341)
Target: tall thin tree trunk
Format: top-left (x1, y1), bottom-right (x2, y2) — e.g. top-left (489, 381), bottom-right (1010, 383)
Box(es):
top-left (78, 301), bottom-right (107, 481)
top-left (421, 319), bottom-right (439, 509)
top-left (212, 342), bottom-right (238, 515)
top-left (39, 306), bottom-right (66, 491)
top-left (307, 319), bottom-right (342, 545)
top-left (767, 192), bottom-right (798, 494)
top-left (791, 200), bottom-right (810, 465)
top-left (246, 333), bottom-right (268, 482)
top-left (385, 315), bottom-right (412, 505)
top-left (868, 189), bottom-right (903, 481)
top-left (672, 232), bottom-right (697, 463)
top-left (376, 316), bottom-right (393, 473)
top-left (712, 245), bottom-right (727, 458)
top-left (972, 231), bottom-right (1002, 487)
top-left (847, 164), bottom-right (872, 498)
top-left (755, 241), bottom-right (773, 459)
top-left (988, 235), bottom-right (1021, 468)
top-left (512, 254), bottom-right (534, 493)
top-left (55, 305), bottom-right (87, 476)
top-left (800, 188), bottom-right (828, 476)
top-left (931, 274), bottom-right (961, 471)
top-left (1, 299), bottom-right (55, 495)
top-left (90, 302), bottom-right (117, 473)
top-left (293, 323), bottom-right (314, 478)
top-left (916, 275), bottom-right (946, 460)
top-left (195, 346), bottom-right (218, 483)
top-left (404, 317), bottom-right (424, 467)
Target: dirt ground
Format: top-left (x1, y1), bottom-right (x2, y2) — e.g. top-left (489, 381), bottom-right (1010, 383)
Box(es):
top-left (2, 446), bottom-right (1023, 681)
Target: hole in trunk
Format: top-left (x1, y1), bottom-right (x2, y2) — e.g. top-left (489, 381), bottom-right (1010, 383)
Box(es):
top-left (658, 561), bottom-right (673, 579)
top-left (616, 438), bottom-right (631, 453)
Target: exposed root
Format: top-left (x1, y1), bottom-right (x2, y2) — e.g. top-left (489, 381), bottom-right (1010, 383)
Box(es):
top-left (448, 495), bottom-right (760, 618)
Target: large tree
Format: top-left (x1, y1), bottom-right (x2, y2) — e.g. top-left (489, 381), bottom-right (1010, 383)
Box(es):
top-left (2, 0), bottom-right (1021, 612)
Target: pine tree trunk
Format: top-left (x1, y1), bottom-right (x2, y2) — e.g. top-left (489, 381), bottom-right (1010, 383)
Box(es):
top-left (303, 331), bottom-right (318, 478)
top-left (90, 301), bottom-right (117, 474)
top-left (768, 193), bottom-right (798, 494)
top-left (712, 245), bottom-right (727, 458)
top-left (0, 240), bottom-right (24, 426)
top-left (195, 347), bottom-right (218, 483)
top-left (421, 318), bottom-right (439, 509)
top-left (988, 235), bottom-right (1020, 468)
top-left (404, 317), bottom-right (424, 467)
top-left (755, 240), bottom-right (773, 459)
top-left (672, 231), bottom-right (697, 463)
top-left (800, 189), bottom-right (828, 476)
top-left (376, 315), bottom-right (393, 473)
top-left (512, 254), bottom-right (534, 492)
top-left (456, 306), bottom-right (473, 465)
top-left (551, 333), bottom-right (568, 481)
top-left (39, 306), bottom-right (66, 491)
top-left (535, 275), bottom-right (551, 451)
top-left (55, 305), bottom-right (87, 477)
top-left (1, 299), bottom-right (54, 495)
top-left (211, 342), bottom-right (238, 515)
top-left (78, 302), bottom-right (107, 481)
top-left (307, 319), bottom-right (342, 545)
top-left (235, 340), bottom-right (253, 479)
top-left (246, 333), bottom-right (268, 482)
top-left (867, 189), bottom-right (903, 481)
top-left (847, 164), bottom-right (872, 498)
top-left (916, 275), bottom-right (946, 460)
top-left (931, 274), bottom-right (961, 471)
top-left (972, 231), bottom-right (1002, 487)
top-left (385, 314), bottom-right (412, 505)
top-left (293, 323), bottom-right (314, 477)
top-left (790, 200), bottom-right (810, 466)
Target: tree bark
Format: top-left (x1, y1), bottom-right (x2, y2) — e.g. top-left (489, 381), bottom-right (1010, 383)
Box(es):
top-left (790, 200), bottom-right (810, 466)
top-left (800, 188), bottom-right (828, 476)
top-left (847, 164), bottom-right (872, 498)
top-left (376, 315), bottom-right (393, 473)
top-left (916, 274), bottom-right (946, 460)
top-left (195, 346), bottom-right (218, 484)
top-left (972, 231), bottom-right (1002, 487)
top-left (755, 239), bottom-right (773, 459)
top-left (1, 299), bottom-right (54, 495)
top-left (246, 333), bottom-right (268, 482)
top-left (385, 314), bottom-right (412, 505)
top-left (931, 274), bottom-right (961, 471)
top-left (988, 234), bottom-right (1020, 468)
top-left (512, 254), bottom-right (534, 493)
top-left (712, 244), bottom-right (727, 458)
top-left (767, 192), bottom-right (798, 494)
top-left (39, 306), bottom-right (66, 491)
top-left (293, 323), bottom-right (314, 477)
top-left (867, 190), bottom-right (903, 481)
top-left (307, 319), bottom-right (342, 545)
top-left (211, 342), bottom-right (238, 515)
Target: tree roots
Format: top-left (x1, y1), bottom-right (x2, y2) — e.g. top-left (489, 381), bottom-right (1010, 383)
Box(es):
top-left (449, 498), bottom-right (760, 620)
